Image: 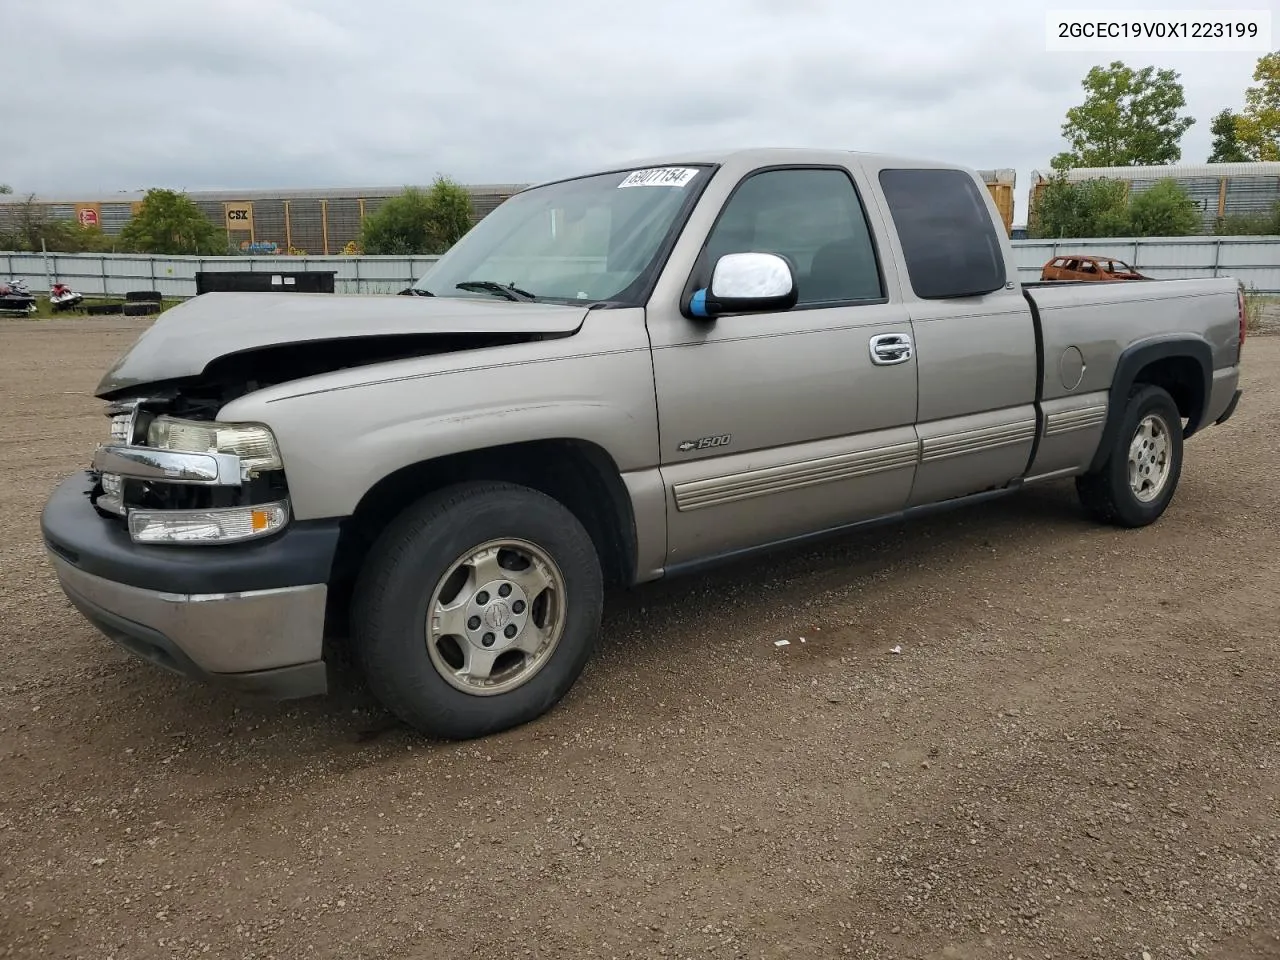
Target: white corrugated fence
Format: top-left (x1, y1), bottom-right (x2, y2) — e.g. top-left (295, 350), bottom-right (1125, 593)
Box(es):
top-left (0, 253), bottom-right (444, 299)
top-left (2, 236), bottom-right (1278, 298)
top-left (1013, 236), bottom-right (1279, 293)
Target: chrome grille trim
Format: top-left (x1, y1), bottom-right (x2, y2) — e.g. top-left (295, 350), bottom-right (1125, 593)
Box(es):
top-left (92, 445), bottom-right (243, 486)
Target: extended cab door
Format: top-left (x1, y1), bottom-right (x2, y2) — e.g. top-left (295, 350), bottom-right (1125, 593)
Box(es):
top-left (867, 164), bottom-right (1038, 506)
top-left (645, 161), bottom-right (918, 567)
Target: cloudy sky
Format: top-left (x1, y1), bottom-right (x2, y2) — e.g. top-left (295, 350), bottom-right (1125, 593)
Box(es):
top-left (7, 0), bottom-right (1270, 223)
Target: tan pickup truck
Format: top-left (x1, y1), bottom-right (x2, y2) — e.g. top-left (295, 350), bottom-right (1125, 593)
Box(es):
top-left (42, 148), bottom-right (1246, 739)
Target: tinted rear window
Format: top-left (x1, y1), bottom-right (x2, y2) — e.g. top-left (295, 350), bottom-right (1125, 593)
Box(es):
top-left (878, 168), bottom-right (1006, 299)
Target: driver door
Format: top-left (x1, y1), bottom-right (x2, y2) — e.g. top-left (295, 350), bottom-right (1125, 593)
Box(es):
top-left (645, 164), bottom-right (918, 567)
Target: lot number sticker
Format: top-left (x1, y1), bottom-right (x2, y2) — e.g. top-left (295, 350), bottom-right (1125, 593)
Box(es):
top-left (618, 167), bottom-right (700, 188)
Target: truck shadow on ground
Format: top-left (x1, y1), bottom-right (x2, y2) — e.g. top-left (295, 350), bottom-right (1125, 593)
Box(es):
top-left (53, 479), bottom-right (1100, 779)
top-left (600, 480), bottom-right (1090, 633)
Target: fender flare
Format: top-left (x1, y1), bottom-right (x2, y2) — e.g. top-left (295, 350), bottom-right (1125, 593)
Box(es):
top-left (1089, 335), bottom-right (1213, 473)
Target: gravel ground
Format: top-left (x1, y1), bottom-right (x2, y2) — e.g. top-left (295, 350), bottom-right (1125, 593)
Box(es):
top-left (1, 318), bottom-right (1277, 960)
top-left (1253, 298), bottom-right (1280, 334)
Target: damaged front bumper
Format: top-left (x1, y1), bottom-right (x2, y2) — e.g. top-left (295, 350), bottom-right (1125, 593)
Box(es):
top-left (41, 471), bottom-right (341, 699)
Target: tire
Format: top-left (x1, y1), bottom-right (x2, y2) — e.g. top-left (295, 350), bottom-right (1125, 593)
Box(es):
top-left (122, 301), bottom-right (161, 316)
top-left (351, 481), bottom-right (603, 740)
top-left (1076, 384), bottom-right (1184, 528)
top-left (125, 289), bottom-right (162, 303)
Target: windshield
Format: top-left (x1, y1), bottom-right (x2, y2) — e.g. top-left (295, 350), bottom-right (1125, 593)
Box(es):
top-left (411, 165), bottom-right (711, 305)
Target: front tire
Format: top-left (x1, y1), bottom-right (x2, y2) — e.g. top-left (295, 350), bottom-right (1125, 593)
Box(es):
top-left (1076, 384), bottom-right (1184, 528)
top-left (352, 482), bottom-right (603, 740)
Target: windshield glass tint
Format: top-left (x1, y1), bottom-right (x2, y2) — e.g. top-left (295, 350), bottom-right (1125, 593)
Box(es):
top-left (413, 166), bottom-right (709, 304)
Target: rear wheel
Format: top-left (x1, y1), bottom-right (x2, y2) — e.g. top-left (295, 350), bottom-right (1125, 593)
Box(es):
top-left (351, 481), bottom-right (603, 740)
top-left (1076, 384), bottom-right (1183, 527)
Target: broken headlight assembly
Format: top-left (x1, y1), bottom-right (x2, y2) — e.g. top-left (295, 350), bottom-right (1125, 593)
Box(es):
top-left (145, 416), bottom-right (283, 477)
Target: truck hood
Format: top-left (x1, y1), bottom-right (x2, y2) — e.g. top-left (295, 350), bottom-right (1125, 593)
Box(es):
top-left (96, 291), bottom-right (591, 396)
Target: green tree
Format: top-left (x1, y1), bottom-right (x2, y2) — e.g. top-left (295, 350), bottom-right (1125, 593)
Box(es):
top-left (0, 195), bottom-right (121, 252)
top-left (10, 193), bottom-right (45, 250)
top-left (1126, 180), bottom-right (1202, 236)
top-left (1215, 201), bottom-right (1280, 235)
top-left (1029, 174), bottom-right (1130, 238)
top-left (1207, 108), bottom-right (1251, 162)
top-left (0, 184), bottom-right (11, 194)
top-left (7, 193), bottom-right (85, 251)
top-left (359, 177), bottom-right (474, 255)
top-left (1030, 176), bottom-right (1206, 238)
top-left (1237, 51), bottom-right (1280, 161)
top-left (119, 188), bottom-right (226, 255)
top-left (34, 221), bottom-right (117, 253)
top-left (1051, 61), bottom-right (1195, 170)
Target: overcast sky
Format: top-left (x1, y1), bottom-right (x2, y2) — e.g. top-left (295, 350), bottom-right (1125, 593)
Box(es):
top-left (7, 0), bottom-right (1270, 223)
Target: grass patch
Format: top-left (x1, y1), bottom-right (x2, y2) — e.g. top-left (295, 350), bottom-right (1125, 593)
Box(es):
top-left (20, 296), bottom-right (183, 320)
top-left (1242, 285), bottom-right (1276, 335)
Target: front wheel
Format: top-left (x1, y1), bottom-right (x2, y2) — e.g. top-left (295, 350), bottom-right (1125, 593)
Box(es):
top-left (1076, 384), bottom-right (1184, 528)
top-left (351, 482), bottom-right (603, 740)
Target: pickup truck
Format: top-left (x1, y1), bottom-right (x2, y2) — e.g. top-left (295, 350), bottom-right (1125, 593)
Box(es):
top-left (41, 148), bottom-right (1246, 740)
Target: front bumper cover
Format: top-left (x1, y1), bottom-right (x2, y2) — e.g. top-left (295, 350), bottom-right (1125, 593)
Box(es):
top-left (41, 471), bottom-right (341, 699)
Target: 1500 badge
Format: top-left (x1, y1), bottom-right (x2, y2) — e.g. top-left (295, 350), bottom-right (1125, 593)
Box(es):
top-left (676, 434), bottom-right (732, 452)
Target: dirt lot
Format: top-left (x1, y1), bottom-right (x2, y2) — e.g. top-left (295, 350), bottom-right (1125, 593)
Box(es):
top-left (1, 318), bottom-right (1276, 960)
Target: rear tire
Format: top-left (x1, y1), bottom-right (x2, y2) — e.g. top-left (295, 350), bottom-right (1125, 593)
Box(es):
top-left (351, 481), bottom-right (603, 740)
top-left (1076, 384), bottom-right (1183, 528)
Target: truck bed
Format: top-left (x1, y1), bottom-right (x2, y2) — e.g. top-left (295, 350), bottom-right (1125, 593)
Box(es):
top-left (1023, 276), bottom-right (1242, 405)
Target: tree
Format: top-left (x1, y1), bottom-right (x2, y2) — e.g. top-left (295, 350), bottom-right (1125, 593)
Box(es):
top-left (1215, 201), bottom-right (1280, 235)
top-left (1029, 174), bottom-right (1130, 238)
top-left (1126, 180), bottom-right (1202, 236)
top-left (1030, 175), bottom-right (1205, 238)
top-left (119, 188), bottom-right (226, 255)
top-left (1208, 108), bottom-right (1251, 162)
top-left (359, 177), bottom-right (474, 255)
top-left (0, 193), bottom-right (122, 252)
top-left (1237, 51), bottom-right (1280, 161)
top-left (1051, 61), bottom-right (1195, 170)
top-left (0, 184), bottom-right (11, 194)
top-left (11, 193), bottom-right (47, 250)
top-left (39, 222), bottom-right (116, 253)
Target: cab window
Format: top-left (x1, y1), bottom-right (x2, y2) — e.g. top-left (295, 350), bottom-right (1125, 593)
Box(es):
top-left (701, 167), bottom-right (883, 305)
top-left (878, 168), bottom-right (1006, 299)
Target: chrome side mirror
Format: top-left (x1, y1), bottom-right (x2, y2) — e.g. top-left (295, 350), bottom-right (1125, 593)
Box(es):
top-left (688, 252), bottom-right (798, 318)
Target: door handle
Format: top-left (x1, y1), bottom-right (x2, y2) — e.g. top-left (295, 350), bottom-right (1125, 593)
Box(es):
top-left (869, 333), bottom-right (913, 365)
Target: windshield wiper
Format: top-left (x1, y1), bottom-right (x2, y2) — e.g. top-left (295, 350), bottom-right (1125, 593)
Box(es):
top-left (455, 280), bottom-right (537, 302)
top-left (397, 286), bottom-right (434, 296)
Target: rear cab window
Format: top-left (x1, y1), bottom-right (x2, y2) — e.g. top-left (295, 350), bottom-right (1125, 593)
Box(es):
top-left (877, 168), bottom-right (1006, 299)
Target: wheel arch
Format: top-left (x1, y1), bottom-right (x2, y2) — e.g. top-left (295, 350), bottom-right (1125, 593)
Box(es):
top-left (1089, 336), bottom-right (1212, 473)
top-left (327, 438), bottom-right (639, 625)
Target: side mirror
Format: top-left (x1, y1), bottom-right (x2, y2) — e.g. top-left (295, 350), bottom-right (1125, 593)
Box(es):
top-left (688, 252), bottom-right (798, 318)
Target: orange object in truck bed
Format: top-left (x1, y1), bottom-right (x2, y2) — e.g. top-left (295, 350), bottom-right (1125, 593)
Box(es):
top-left (1040, 255), bottom-right (1149, 281)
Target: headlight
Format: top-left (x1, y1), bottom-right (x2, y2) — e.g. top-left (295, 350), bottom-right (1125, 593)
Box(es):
top-left (128, 500), bottom-right (290, 544)
top-left (146, 416), bottom-right (282, 476)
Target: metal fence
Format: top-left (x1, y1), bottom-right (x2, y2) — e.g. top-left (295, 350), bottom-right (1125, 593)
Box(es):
top-left (0, 252), bottom-right (444, 298)
top-left (1011, 236), bottom-right (1279, 292)
top-left (3, 235), bottom-right (1278, 298)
